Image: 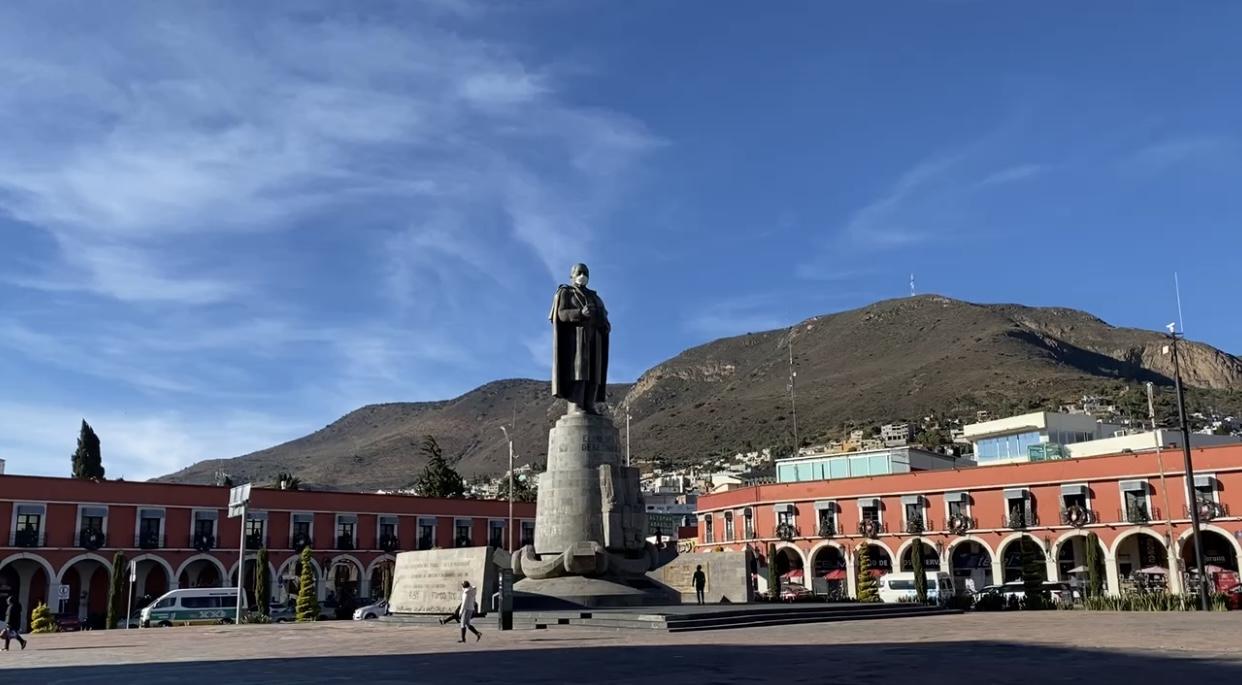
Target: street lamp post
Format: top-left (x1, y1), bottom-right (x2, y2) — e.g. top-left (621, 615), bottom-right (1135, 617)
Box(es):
top-left (1167, 324), bottom-right (1209, 610)
top-left (500, 426), bottom-right (515, 552)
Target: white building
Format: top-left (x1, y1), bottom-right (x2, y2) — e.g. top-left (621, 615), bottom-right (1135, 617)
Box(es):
top-left (1064, 429), bottom-right (1241, 459)
top-left (962, 411), bottom-right (1125, 466)
top-left (880, 422), bottom-right (914, 447)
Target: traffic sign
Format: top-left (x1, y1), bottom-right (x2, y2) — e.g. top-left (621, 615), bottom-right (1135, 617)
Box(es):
top-left (57, 584), bottom-right (70, 601)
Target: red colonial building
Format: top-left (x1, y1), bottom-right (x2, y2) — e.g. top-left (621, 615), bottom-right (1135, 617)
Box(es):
top-left (697, 444), bottom-right (1242, 597)
top-left (0, 475), bottom-right (535, 629)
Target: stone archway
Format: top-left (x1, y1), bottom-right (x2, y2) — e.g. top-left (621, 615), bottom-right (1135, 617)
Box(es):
top-left (1054, 532), bottom-right (1108, 589)
top-left (228, 555), bottom-right (278, 609)
top-left (999, 535), bottom-right (1046, 584)
top-left (898, 540), bottom-right (941, 573)
top-left (857, 542), bottom-right (893, 577)
top-left (366, 556), bottom-right (396, 601)
top-left (948, 538), bottom-right (994, 593)
top-left (57, 553), bottom-right (113, 626)
top-left (176, 554), bottom-right (227, 589)
top-left (809, 543), bottom-right (847, 596)
top-left (128, 554), bottom-right (175, 609)
top-left (276, 555), bottom-right (324, 604)
top-left (0, 553), bottom-right (56, 631)
top-left (1181, 528), bottom-right (1240, 572)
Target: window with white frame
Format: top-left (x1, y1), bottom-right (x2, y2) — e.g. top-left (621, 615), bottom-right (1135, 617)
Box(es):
top-left (703, 515), bottom-right (714, 543)
top-left (336, 515), bottom-right (357, 549)
top-left (901, 496), bottom-right (925, 532)
top-left (245, 512), bottom-right (267, 546)
top-left (192, 510), bottom-right (218, 543)
top-left (137, 508), bottom-right (164, 548)
top-left (489, 519), bottom-right (505, 548)
top-left (1192, 474), bottom-right (1217, 504)
top-left (417, 517), bottom-right (436, 549)
top-left (814, 502), bottom-right (836, 536)
top-left (1118, 480), bottom-right (1151, 523)
top-left (13, 504), bottom-right (45, 547)
top-left (859, 498), bottom-right (880, 523)
top-left (454, 518), bottom-right (473, 547)
top-left (291, 513), bottom-right (314, 549)
top-left (742, 508), bottom-right (755, 539)
top-left (1003, 489), bottom-right (1031, 527)
top-left (723, 511), bottom-right (735, 541)
top-left (945, 492), bottom-right (969, 521)
top-left (520, 520), bottom-right (535, 547)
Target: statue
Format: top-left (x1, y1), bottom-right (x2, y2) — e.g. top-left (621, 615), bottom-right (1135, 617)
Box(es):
top-left (511, 262), bottom-right (674, 607)
top-left (549, 263), bottom-right (610, 415)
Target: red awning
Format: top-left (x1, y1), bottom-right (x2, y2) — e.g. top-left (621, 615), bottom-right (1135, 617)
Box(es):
top-left (823, 569), bottom-right (847, 581)
top-left (781, 569), bottom-right (805, 583)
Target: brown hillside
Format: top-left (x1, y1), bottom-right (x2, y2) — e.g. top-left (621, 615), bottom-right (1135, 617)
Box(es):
top-left (158, 295), bottom-right (1242, 491)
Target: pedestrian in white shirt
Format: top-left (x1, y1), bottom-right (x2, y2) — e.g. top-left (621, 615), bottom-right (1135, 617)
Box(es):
top-left (458, 581), bottom-right (481, 643)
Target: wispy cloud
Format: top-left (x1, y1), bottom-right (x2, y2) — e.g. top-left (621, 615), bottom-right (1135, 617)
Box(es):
top-left (0, 3), bottom-right (658, 477)
top-left (1123, 136), bottom-right (1231, 175)
top-left (974, 163), bottom-right (1045, 189)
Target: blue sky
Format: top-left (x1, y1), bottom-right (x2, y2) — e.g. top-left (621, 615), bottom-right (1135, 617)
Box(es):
top-left (2, 1), bottom-right (1240, 479)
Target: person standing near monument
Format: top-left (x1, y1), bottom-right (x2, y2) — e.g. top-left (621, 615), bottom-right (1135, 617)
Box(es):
top-left (457, 581), bottom-right (481, 643)
top-left (549, 263), bottom-right (610, 415)
top-left (692, 565), bottom-right (707, 605)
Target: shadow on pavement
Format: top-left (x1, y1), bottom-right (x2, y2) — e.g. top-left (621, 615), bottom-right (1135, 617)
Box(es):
top-left (2, 641), bottom-right (1238, 684)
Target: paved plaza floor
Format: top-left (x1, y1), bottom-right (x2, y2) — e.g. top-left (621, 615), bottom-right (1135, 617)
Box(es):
top-left (0, 612), bottom-right (1239, 684)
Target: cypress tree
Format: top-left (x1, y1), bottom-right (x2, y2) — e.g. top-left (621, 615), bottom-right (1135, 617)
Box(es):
top-left (1020, 536), bottom-right (1048, 609)
top-left (295, 546), bottom-right (320, 622)
top-left (766, 542), bottom-right (780, 597)
top-left (255, 548), bottom-right (270, 616)
top-left (1086, 532), bottom-right (1105, 598)
top-left (856, 544), bottom-right (880, 602)
top-left (911, 539), bottom-right (928, 603)
top-left (414, 436), bottom-right (465, 498)
top-left (71, 419), bottom-right (106, 480)
top-left (106, 551), bottom-right (127, 629)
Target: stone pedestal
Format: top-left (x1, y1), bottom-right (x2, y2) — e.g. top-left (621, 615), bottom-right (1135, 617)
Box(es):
top-left (512, 410), bottom-right (677, 607)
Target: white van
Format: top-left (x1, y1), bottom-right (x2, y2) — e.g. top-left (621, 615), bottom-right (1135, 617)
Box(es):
top-left (140, 587), bottom-right (250, 627)
top-left (877, 572), bottom-right (955, 604)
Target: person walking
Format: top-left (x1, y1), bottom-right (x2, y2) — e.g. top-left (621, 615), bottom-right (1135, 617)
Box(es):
top-left (3, 596), bottom-right (27, 651)
top-left (457, 581), bottom-right (481, 643)
top-left (692, 565), bottom-right (707, 605)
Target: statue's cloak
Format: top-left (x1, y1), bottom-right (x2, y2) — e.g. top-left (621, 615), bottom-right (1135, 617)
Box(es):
top-left (549, 284), bottom-right (609, 403)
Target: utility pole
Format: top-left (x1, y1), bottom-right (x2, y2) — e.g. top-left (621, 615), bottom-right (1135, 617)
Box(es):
top-left (1167, 325), bottom-right (1208, 610)
top-left (1148, 382), bottom-right (1176, 572)
top-left (500, 426), bottom-right (514, 552)
top-left (788, 332), bottom-right (799, 456)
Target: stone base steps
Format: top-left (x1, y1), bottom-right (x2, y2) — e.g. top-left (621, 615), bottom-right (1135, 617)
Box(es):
top-left (383, 603), bottom-right (958, 633)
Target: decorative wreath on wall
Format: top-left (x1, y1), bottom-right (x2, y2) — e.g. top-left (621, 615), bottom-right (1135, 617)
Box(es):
top-left (1198, 500), bottom-right (1223, 522)
top-left (194, 533), bottom-right (215, 552)
top-left (776, 522), bottom-right (797, 541)
top-left (947, 514), bottom-right (972, 535)
top-left (80, 528), bottom-right (104, 550)
top-left (1064, 504), bottom-right (1089, 528)
top-left (859, 519), bottom-right (880, 539)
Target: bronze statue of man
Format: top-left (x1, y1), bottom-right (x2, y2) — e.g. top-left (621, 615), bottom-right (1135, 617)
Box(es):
top-left (549, 263), bottom-right (610, 414)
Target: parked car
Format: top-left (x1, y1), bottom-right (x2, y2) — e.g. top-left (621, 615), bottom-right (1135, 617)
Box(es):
top-left (55, 614), bottom-right (83, 632)
top-left (978, 581), bottom-right (1071, 604)
top-left (270, 602), bottom-right (335, 622)
top-left (353, 599), bottom-right (389, 620)
top-left (779, 583), bottom-right (817, 602)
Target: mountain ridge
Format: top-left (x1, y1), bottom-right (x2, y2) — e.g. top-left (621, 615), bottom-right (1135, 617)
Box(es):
top-left (157, 295), bottom-right (1242, 491)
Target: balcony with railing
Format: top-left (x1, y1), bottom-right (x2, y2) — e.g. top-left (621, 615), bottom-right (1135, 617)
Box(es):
top-left (1119, 505), bottom-right (1158, 525)
top-left (14, 528), bottom-right (41, 548)
top-left (78, 528), bottom-right (106, 550)
top-left (904, 516), bottom-right (934, 535)
top-left (776, 522), bottom-right (800, 541)
top-left (1003, 510), bottom-right (1037, 530)
top-left (817, 520), bottom-right (841, 538)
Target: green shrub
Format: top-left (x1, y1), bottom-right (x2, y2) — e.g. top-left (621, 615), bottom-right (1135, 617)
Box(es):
top-left (241, 611), bottom-right (271, 624)
top-left (911, 538), bottom-right (927, 604)
top-left (255, 548), bottom-right (270, 616)
top-left (106, 551), bottom-right (127, 629)
top-left (30, 602), bottom-right (57, 633)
